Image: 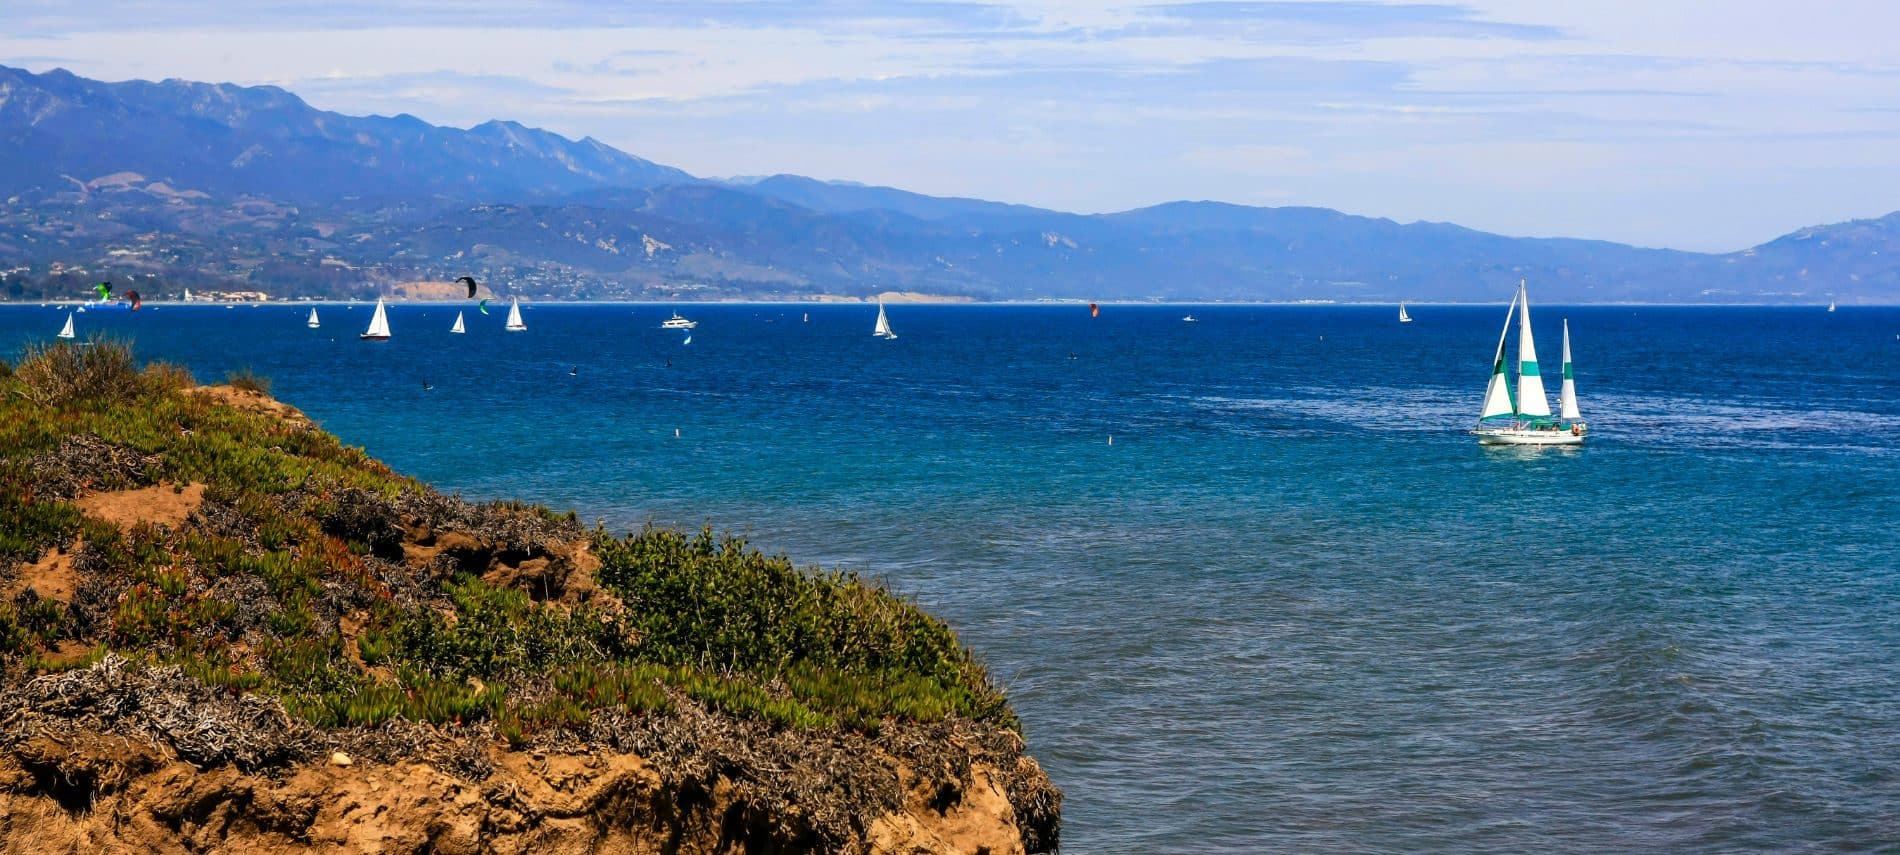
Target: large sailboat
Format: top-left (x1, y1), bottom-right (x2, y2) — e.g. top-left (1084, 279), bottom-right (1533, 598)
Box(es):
top-left (873, 301), bottom-right (897, 339)
top-left (504, 297), bottom-right (526, 331)
top-left (56, 312), bottom-right (75, 340)
top-left (1472, 281), bottom-right (1585, 445)
top-left (360, 298), bottom-right (392, 341)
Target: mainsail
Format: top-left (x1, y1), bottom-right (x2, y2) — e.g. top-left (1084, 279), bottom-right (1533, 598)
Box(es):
top-left (1514, 281), bottom-right (1552, 418)
top-left (56, 313), bottom-right (75, 340)
top-left (1559, 319), bottom-right (1581, 421)
top-left (450, 311), bottom-right (466, 334)
top-left (505, 298), bottom-right (526, 331)
top-left (873, 301), bottom-right (894, 338)
top-left (307, 307), bottom-right (320, 329)
top-left (1477, 288), bottom-right (1519, 422)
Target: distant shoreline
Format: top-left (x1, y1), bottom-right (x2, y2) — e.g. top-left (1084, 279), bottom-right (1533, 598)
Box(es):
top-left (0, 299), bottom-right (1886, 308)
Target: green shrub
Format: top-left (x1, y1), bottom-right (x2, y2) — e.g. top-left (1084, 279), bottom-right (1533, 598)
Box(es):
top-left (225, 368), bottom-right (271, 395)
top-left (140, 361), bottom-right (196, 392)
top-left (591, 525), bottom-right (1013, 727)
top-left (11, 338), bottom-right (140, 407)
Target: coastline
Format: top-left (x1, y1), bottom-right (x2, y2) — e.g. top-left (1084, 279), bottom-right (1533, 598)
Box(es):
top-left (0, 345), bottom-right (1060, 853)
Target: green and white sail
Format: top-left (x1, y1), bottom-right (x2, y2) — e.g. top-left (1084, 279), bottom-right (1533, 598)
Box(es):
top-left (1559, 318), bottom-right (1581, 421)
top-left (1514, 280), bottom-right (1552, 419)
top-left (1477, 287), bottom-right (1519, 422)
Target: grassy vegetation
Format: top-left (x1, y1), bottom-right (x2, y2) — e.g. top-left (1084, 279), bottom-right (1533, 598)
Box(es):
top-left (224, 367), bottom-right (271, 395)
top-left (0, 340), bottom-right (1016, 740)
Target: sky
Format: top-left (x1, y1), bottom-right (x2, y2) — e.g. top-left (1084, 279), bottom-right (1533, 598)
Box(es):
top-left (5, 1), bottom-right (1897, 251)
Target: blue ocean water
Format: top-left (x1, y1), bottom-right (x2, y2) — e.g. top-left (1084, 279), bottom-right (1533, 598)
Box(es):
top-left (5, 301), bottom-right (1899, 852)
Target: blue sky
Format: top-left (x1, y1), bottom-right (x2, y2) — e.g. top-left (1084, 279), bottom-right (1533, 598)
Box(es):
top-left (5, 1), bottom-right (1896, 251)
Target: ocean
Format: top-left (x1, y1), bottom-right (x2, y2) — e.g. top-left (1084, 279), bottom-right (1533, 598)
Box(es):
top-left (5, 301), bottom-right (1899, 852)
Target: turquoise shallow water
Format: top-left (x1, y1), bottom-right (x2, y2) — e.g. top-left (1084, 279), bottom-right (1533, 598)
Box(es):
top-left (5, 302), bottom-right (1900, 852)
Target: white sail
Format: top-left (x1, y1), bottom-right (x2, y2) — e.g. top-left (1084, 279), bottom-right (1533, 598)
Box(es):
top-left (1559, 319), bottom-right (1581, 421)
top-left (505, 297), bottom-right (526, 331)
top-left (451, 311), bottom-right (465, 334)
top-left (56, 313), bottom-right (75, 340)
top-left (363, 298), bottom-right (391, 339)
top-left (183, 289), bottom-right (192, 302)
top-left (1399, 302), bottom-right (1411, 323)
top-left (1514, 281), bottom-right (1552, 418)
top-left (307, 307), bottom-right (320, 329)
top-left (873, 301), bottom-right (894, 338)
top-left (1477, 289), bottom-right (1518, 421)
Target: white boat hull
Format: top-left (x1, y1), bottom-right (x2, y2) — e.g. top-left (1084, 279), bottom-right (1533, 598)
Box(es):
top-left (1473, 426), bottom-right (1586, 445)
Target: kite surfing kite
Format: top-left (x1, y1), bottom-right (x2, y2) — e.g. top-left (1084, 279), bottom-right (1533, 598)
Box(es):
top-left (1090, 302), bottom-right (1099, 318)
top-left (92, 281), bottom-right (112, 301)
top-left (478, 298), bottom-right (490, 315)
top-left (125, 290), bottom-right (142, 310)
top-left (456, 276), bottom-right (479, 299)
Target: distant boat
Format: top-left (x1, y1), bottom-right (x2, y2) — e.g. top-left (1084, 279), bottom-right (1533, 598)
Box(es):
top-left (661, 312), bottom-right (696, 330)
top-left (504, 297), bottom-right (526, 332)
top-left (1472, 280), bottom-right (1585, 446)
top-left (803, 312), bottom-right (809, 323)
top-left (360, 297), bottom-right (392, 341)
top-left (75, 306), bottom-right (86, 313)
top-left (56, 312), bottom-right (75, 340)
top-left (873, 301), bottom-right (896, 339)
top-left (1182, 314), bottom-right (1197, 323)
top-left (1399, 303), bottom-right (1412, 324)
top-left (1828, 300), bottom-right (1837, 312)
top-left (450, 311), bottom-right (465, 334)
top-left (307, 307), bottom-right (320, 329)
top-left (182, 289), bottom-right (192, 302)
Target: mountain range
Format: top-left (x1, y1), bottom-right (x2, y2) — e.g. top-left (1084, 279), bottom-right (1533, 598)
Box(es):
top-left (1, 63), bottom-right (1894, 303)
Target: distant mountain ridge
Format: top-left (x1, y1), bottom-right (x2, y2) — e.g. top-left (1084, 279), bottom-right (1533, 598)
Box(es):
top-left (0, 65), bottom-right (693, 202)
top-left (0, 64), bottom-right (1894, 303)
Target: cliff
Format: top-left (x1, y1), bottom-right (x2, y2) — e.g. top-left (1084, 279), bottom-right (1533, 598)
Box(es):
top-left (0, 341), bottom-right (1060, 852)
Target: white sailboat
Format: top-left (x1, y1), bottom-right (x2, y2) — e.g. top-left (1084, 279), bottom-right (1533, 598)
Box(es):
top-left (504, 298), bottom-right (526, 332)
top-left (307, 307), bottom-right (320, 329)
top-left (56, 312), bottom-right (75, 340)
top-left (1827, 300), bottom-right (1837, 312)
top-left (450, 311), bottom-right (466, 334)
top-left (360, 298), bottom-right (392, 341)
top-left (1472, 280), bottom-right (1585, 445)
top-left (182, 289), bottom-right (192, 302)
top-left (1399, 303), bottom-right (1413, 324)
top-left (873, 301), bottom-right (896, 339)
